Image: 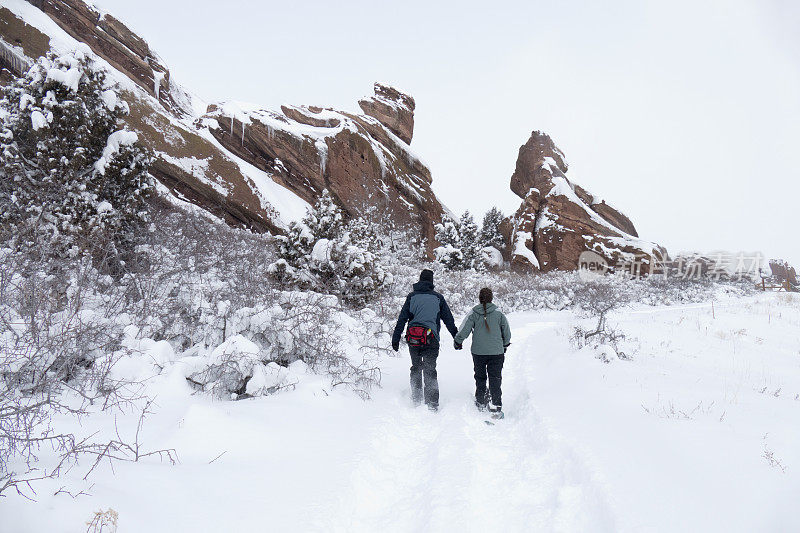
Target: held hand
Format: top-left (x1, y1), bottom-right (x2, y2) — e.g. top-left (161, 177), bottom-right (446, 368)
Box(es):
top-left (454, 341), bottom-right (462, 350)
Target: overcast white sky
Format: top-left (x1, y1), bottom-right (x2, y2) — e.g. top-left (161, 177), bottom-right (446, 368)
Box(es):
top-left (94, 0), bottom-right (800, 267)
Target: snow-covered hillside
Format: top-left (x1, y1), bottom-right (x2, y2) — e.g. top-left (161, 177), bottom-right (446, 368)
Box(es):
top-left (3, 292), bottom-right (798, 532)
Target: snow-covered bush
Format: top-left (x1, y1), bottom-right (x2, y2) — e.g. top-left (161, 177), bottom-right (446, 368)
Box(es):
top-left (0, 48), bottom-right (152, 261)
top-left (269, 190), bottom-right (391, 306)
top-left (372, 257), bottom-right (755, 329)
top-left (184, 335), bottom-right (292, 399)
top-left (0, 194), bottom-right (390, 495)
top-left (178, 290), bottom-right (381, 400)
top-left (109, 203), bottom-right (383, 399)
top-left (0, 236), bottom-right (142, 497)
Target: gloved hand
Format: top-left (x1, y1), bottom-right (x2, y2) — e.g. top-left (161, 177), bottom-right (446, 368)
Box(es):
top-left (454, 341), bottom-right (462, 350)
top-left (392, 341), bottom-right (399, 352)
top-left (503, 343), bottom-right (510, 354)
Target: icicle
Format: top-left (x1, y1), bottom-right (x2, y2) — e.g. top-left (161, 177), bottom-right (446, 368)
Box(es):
top-left (152, 70), bottom-right (165, 101)
top-left (316, 140), bottom-right (328, 177)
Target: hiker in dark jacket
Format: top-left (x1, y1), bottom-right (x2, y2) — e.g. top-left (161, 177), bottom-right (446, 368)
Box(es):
top-left (392, 269), bottom-right (458, 410)
top-left (454, 287), bottom-right (511, 416)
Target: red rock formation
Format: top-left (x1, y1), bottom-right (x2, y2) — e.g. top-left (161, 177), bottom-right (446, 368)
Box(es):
top-left (769, 259), bottom-right (798, 287)
top-left (4, 2), bottom-right (447, 245)
top-left (507, 131), bottom-right (663, 272)
top-left (25, 0), bottom-right (193, 117)
top-left (358, 83), bottom-right (415, 145)
top-left (204, 95), bottom-right (444, 247)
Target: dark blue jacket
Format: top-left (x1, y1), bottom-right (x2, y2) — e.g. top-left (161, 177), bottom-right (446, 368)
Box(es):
top-left (392, 281), bottom-right (458, 346)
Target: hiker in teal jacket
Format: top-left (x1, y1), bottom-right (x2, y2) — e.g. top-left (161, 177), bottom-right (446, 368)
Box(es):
top-left (454, 288), bottom-right (511, 415)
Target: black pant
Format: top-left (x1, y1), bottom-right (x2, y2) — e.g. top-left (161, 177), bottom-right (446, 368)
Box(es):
top-left (409, 336), bottom-right (440, 407)
top-left (473, 354), bottom-right (504, 406)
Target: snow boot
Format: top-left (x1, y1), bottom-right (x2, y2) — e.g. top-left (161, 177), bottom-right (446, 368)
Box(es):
top-left (489, 403), bottom-right (504, 419)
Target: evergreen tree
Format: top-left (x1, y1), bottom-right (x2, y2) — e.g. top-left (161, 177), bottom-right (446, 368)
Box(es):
top-left (346, 204), bottom-right (381, 254)
top-left (303, 189), bottom-right (344, 240)
top-left (480, 207), bottom-right (505, 250)
top-left (0, 48), bottom-right (152, 254)
top-left (269, 189), bottom-right (390, 304)
top-left (434, 214), bottom-right (463, 270)
top-left (459, 210), bottom-right (479, 270)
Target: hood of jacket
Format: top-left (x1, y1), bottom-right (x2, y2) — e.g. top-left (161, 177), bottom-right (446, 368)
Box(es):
top-left (472, 302), bottom-right (497, 316)
top-left (412, 280), bottom-right (435, 292)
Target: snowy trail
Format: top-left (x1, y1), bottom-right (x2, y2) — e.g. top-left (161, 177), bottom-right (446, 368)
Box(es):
top-left (323, 317), bottom-right (616, 532)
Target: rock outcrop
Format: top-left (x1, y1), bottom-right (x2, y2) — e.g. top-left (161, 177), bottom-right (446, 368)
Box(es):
top-left (2, 1), bottom-right (447, 244)
top-left (769, 259), bottom-right (798, 288)
top-left (23, 0), bottom-right (193, 117)
top-left (506, 131), bottom-right (663, 272)
top-left (358, 83), bottom-right (415, 145)
top-left (203, 87), bottom-right (444, 246)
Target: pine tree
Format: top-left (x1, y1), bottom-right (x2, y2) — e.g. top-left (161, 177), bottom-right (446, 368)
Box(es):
top-left (268, 189), bottom-right (390, 304)
top-left (480, 207), bottom-right (505, 250)
top-left (434, 214), bottom-right (463, 270)
top-left (459, 210), bottom-right (479, 270)
top-left (435, 214), bottom-right (460, 246)
top-left (303, 189), bottom-right (343, 240)
top-left (0, 48), bottom-right (152, 255)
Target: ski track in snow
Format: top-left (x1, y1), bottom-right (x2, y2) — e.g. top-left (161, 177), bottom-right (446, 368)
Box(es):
top-left (322, 319), bottom-right (616, 533)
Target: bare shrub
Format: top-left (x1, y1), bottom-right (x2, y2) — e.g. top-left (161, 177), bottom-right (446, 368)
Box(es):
top-left (0, 230), bottom-right (182, 497)
top-left (570, 280), bottom-right (633, 361)
top-left (86, 507), bottom-right (119, 533)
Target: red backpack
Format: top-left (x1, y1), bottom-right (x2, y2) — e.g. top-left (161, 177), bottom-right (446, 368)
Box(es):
top-left (406, 325), bottom-right (433, 347)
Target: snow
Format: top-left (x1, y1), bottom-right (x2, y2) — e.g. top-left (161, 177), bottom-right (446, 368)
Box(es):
top-left (529, 295), bottom-right (800, 531)
top-left (2, 291), bottom-right (800, 531)
top-left (481, 246), bottom-right (504, 268)
top-left (100, 89), bottom-right (118, 111)
top-left (514, 230), bottom-right (541, 268)
top-left (94, 130), bottom-right (138, 175)
top-left (311, 238), bottom-right (333, 262)
top-left (29, 110), bottom-right (48, 130)
top-left (45, 64), bottom-right (83, 92)
top-left (541, 155), bottom-right (561, 171)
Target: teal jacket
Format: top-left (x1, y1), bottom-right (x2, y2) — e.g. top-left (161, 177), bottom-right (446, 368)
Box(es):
top-left (454, 303), bottom-right (511, 356)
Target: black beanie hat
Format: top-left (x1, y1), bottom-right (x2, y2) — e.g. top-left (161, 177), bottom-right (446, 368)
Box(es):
top-left (419, 269), bottom-right (434, 283)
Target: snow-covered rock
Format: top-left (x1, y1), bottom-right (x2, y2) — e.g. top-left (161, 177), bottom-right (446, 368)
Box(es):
top-left (203, 86), bottom-right (447, 250)
top-left (506, 130), bottom-right (665, 272)
top-left (358, 82), bottom-right (415, 144)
